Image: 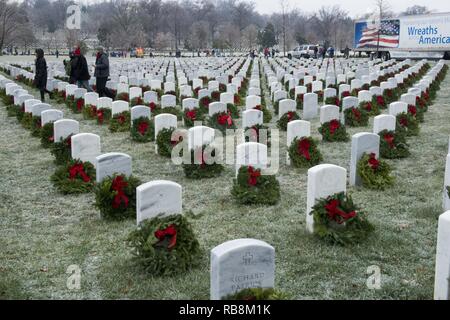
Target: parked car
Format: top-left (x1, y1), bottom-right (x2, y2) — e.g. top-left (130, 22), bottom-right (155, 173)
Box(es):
top-left (288, 45), bottom-right (318, 59)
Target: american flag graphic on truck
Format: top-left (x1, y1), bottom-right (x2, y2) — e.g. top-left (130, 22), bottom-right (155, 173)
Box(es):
top-left (355, 19), bottom-right (400, 49)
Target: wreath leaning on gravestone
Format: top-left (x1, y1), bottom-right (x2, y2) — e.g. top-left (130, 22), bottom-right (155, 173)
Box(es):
top-left (396, 112), bottom-right (420, 137)
top-left (51, 135), bottom-right (73, 165)
top-left (30, 116), bottom-right (42, 137)
top-left (407, 104), bottom-right (424, 123)
top-left (51, 159), bottom-right (96, 194)
top-left (96, 107), bottom-right (111, 125)
top-left (288, 137), bottom-right (323, 168)
top-left (109, 111), bottom-right (131, 133)
top-left (244, 124), bottom-right (271, 145)
top-left (277, 111), bottom-right (300, 131)
top-left (94, 174), bottom-right (141, 220)
top-left (318, 119), bottom-right (349, 142)
top-left (130, 117), bottom-right (154, 143)
top-left (182, 145), bottom-right (224, 179)
top-left (40, 122), bottom-right (54, 148)
top-left (208, 112), bottom-right (236, 134)
top-left (127, 214), bottom-right (201, 276)
top-left (223, 288), bottom-right (289, 301)
top-left (231, 166), bottom-right (280, 206)
top-left (183, 108), bottom-right (206, 128)
top-left (379, 130), bottom-right (410, 159)
top-left (357, 153), bottom-right (395, 191)
top-left (310, 192), bottom-right (374, 246)
top-left (82, 104), bottom-right (98, 120)
top-left (359, 101), bottom-right (380, 117)
top-left (156, 127), bottom-right (184, 158)
top-left (344, 107), bottom-right (369, 127)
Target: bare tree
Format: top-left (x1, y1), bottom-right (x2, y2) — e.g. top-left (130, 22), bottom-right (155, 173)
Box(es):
top-left (374, 0), bottom-right (394, 19)
top-left (242, 24), bottom-right (259, 50)
top-left (401, 6), bottom-right (431, 16)
top-left (279, 0), bottom-right (289, 56)
top-left (0, 0), bottom-right (28, 54)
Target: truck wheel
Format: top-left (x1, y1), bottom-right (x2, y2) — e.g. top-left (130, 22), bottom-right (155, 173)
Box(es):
top-left (444, 52), bottom-right (450, 60)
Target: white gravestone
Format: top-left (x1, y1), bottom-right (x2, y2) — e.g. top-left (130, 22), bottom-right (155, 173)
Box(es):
top-left (287, 120), bottom-right (311, 165)
top-left (95, 152), bottom-right (132, 183)
top-left (242, 110), bottom-right (263, 128)
top-left (320, 105), bottom-right (340, 124)
top-left (188, 126), bottom-right (215, 150)
top-left (209, 102), bottom-right (227, 117)
top-left (41, 109), bottom-right (63, 126)
top-left (54, 119), bottom-right (79, 142)
top-left (389, 102), bottom-right (407, 117)
top-left (278, 99), bottom-right (296, 119)
top-left (112, 100), bottom-right (129, 115)
top-left (303, 93), bottom-right (318, 120)
top-left (210, 239), bottom-right (275, 300)
top-left (131, 106), bottom-right (151, 121)
top-left (136, 180), bottom-right (182, 225)
top-left (350, 133), bottom-right (380, 186)
top-left (235, 142), bottom-right (268, 176)
top-left (373, 115), bottom-right (396, 135)
top-left (444, 154), bottom-right (450, 211)
top-left (71, 133), bottom-right (101, 165)
top-left (434, 210), bottom-right (450, 300)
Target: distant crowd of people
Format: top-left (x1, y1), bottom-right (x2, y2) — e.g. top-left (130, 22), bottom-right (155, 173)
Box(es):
top-left (33, 46), bottom-right (115, 102)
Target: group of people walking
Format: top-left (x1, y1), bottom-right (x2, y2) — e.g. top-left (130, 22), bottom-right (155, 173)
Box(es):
top-left (34, 46), bottom-right (114, 102)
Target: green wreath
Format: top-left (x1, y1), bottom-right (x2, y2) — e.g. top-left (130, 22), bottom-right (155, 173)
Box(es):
top-left (130, 97), bottom-right (144, 107)
top-left (20, 112), bottom-right (33, 130)
top-left (51, 159), bottom-right (96, 194)
top-left (70, 97), bottom-right (84, 114)
top-left (408, 105), bottom-right (424, 123)
top-left (310, 192), bottom-right (374, 245)
top-left (359, 101), bottom-right (380, 117)
top-left (288, 137), bottom-right (323, 168)
top-left (273, 100), bottom-right (281, 115)
top-left (82, 104), bottom-right (98, 120)
top-left (30, 116), bottom-right (42, 137)
top-left (318, 120), bottom-right (349, 142)
top-left (357, 153), bottom-right (395, 190)
top-left (296, 94), bottom-right (304, 110)
top-left (227, 103), bottom-right (239, 119)
top-left (94, 174), bottom-right (141, 220)
top-left (223, 288), bottom-right (289, 300)
top-left (379, 130), bottom-right (409, 159)
top-left (244, 124), bottom-right (270, 145)
top-left (396, 112), bottom-right (419, 137)
top-left (277, 112), bottom-right (300, 131)
top-left (131, 117), bottom-right (154, 143)
top-left (116, 92), bottom-right (129, 102)
top-left (51, 135), bottom-right (73, 165)
top-left (156, 127), bottom-right (183, 158)
top-left (153, 107), bottom-right (182, 120)
top-left (231, 166), bottom-right (280, 205)
top-left (15, 106), bottom-right (25, 121)
top-left (372, 95), bottom-right (387, 110)
top-left (127, 214), bottom-right (201, 276)
top-left (183, 109), bottom-right (205, 128)
top-left (344, 107), bottom-right (369, 127)
top-left (109, 111), bottom-right (131, 132)
top-left (96, 108), bottom-right (111, 125)
top-left (40, 123), bottom-right (54, 148)
top-left (207, 112), bottom-right (236, 134)
top-left (182, 145), bottom-right (224, 179)
top-left (325, 96), bottom-right (340, 106)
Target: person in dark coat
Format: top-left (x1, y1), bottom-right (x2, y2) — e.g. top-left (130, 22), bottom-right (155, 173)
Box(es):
top-left (34, 49), bottom-right (52, 102)
top-left (73, 47), bottom-right (92, 92)
top-left (94, 47), bottom-right (113, 98)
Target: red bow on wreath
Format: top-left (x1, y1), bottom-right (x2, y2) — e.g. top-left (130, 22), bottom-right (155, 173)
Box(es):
top-left (154, 224), bottom-right (177, 250)
top-left (137, 121), bottom-right (149, 135)
top-left (254, 105), bottom-right (262, 111)
top-left (383, 133), bottom-right (395, 149)
top-left (325, 199), bottom-right (356, 224)
top-left (186, 110), bottom-right (196, 120)
top-left (377, 96), bottom-right (385, 107)
top-left (48, 136), bottom-right (54, 142)
top-left (247, 166), bottom-right (261, 186)
top-left (368, 153), bottom-right (379, 170)
top-left (287, 112), bottom-right (295, 122)
top-left (335, 97), bottom-right (341, 106)
top-left (352, 108), bottom-right (361, 121)
top-left (399, 116), bottom-right (408, 127)
top-left (111, 176), bottom-right (129, 209)
top-left (76, 99), bottom-right (84, 111)
top-left (342, 91), bottom-right (350, 98)
top-left (97, 110), bottom-right (104, 124)
top-left (117, 114), bottom-right (126, 124)
top-left (68, 163), bottom-right (91, 182)
top-left (364, 102), bottom-right (372, 112)
top-left (218, 113), bottom-right (233, 127)
top-left (297, 138), bottom-right (311, 160)
top-left (149, 102), bottom-right (157, 111)
top-left (408, 105), bottom-right (417, 116)
top-left (201, 97), bottom-right (211, 108)
top-left (329, 119), bottom-right (340, 135)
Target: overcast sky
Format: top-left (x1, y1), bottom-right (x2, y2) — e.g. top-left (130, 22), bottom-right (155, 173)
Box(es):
top-left (254, 0), bottom-right (450, 17)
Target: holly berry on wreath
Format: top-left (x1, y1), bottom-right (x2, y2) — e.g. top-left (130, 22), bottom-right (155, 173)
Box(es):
top-left (127, 214), bottom-right (201, 276)
top-left (208, 111), bottom-right (236, 133)
top-left (396, 112), bottom-right (420, 137)
top-left (288, 137), bottom-right (323, 168)
top-left (94, 174), bottom-right (141, 220)
top-left (182, 145), bottom-right (224, 179)
top-left (277, 111), bottom-right (300, 131)
top-left (379, 130), bottom-right (410, 159)
top-left (357, 153), bottom-right (395, 190)
top-left (51, 159), bottom-right (96, 194)
top-left (131, 117), bottom-right (154, 143)
top-left (310, 192), bottom-right (374, 245)
top-left (318, 119), bottom-right (349, 142)
top-left (344, 107), bottom-right (369, 127)
top-left (96, 108), bottom-right (111, 125)
top-left (359, 101), bottom-right (380, 116)
top-left (231, 166), bottom-right (280, 205)
top-left (109, 111), bottom-right (131, 132)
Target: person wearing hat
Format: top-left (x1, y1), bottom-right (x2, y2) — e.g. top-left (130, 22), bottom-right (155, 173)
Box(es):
top-left (94, 47), bottom-right (113, 98)
top-left (73, 46), bottom-right (92, 92)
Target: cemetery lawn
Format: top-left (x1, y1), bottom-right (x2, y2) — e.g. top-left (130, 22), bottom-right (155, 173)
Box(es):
top-left (1, 58), bottom-right (450, 300)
